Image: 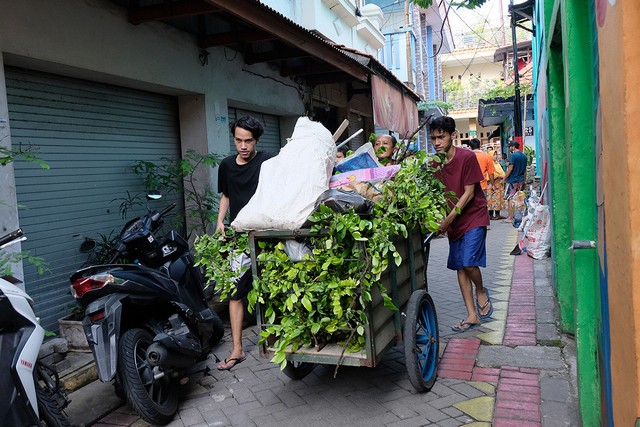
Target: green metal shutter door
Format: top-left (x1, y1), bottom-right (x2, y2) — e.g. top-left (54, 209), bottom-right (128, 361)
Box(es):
top-left (6, 67), bottom-right (182, 331)
top-left (228, 107), bottom-right (281, 154)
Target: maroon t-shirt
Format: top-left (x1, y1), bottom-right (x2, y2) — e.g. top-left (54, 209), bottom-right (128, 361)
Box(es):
top-left (435, 147), bottom-right (490, 241)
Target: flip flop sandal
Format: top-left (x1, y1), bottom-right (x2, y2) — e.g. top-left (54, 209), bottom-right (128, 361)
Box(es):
top-left (476, 288), bottom-right (494, 320)
top-left (217, 355), bottom-right (247, 371)
top-left (451, 320), bottom-right (481, 333)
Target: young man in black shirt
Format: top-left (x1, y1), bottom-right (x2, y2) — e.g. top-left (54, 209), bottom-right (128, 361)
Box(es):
top-left (216, 115), bottom-right (275, 370)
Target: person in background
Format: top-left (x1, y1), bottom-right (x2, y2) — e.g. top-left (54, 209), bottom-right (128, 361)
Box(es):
top-left (487, 149), bottom-right (506, 220)
top-left (469, 138), bottom-right (495, 195)
top-left (429, 116), bottom-right (493, 333)
top-left (216, 115), bottom-right (276, 371)
top-left (374, 134), bottom-right (397, 165)
top-left (335, 146), bottom-right (348, 162)
top-left (503, 141), bottom-right (528, 222)
top-left (500, 152), bottom-right (508, 172)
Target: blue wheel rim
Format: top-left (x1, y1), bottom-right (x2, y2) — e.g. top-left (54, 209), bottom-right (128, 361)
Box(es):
top-left (414, 299), bottom-right (437, 381)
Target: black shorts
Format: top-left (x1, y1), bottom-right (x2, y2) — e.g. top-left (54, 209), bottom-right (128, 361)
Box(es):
top-left (230, 270), bottom-right (252, 301)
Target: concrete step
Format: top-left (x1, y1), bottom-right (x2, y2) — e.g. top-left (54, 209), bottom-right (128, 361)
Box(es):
top-left (57, 351), bottom-right (98, 393)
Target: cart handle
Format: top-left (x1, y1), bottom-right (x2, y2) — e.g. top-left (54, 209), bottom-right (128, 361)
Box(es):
top-left (423, 232), bottom-right (437, 246)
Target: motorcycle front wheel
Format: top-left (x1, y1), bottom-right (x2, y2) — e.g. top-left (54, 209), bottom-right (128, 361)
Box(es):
top-left (36, 384), bottom-right (70, 427)
top-left (118, 328), bottom-right (179, 425)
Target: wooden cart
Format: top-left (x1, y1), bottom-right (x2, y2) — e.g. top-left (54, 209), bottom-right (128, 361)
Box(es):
top-left (248, 229), bottom-right (439, 392)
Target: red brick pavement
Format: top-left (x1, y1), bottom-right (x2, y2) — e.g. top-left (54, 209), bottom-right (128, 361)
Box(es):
top-left (437, 252), bottom-right (542, 425)
top-left (504, 254), bottom-right (537, 346)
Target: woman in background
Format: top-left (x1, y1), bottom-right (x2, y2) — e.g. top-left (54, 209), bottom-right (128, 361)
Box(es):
top-left (487, 150), bottom-right (506, 220)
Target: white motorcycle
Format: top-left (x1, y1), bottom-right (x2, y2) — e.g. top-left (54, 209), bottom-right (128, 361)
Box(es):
top-left (0, 229), bottom-right (71, 427)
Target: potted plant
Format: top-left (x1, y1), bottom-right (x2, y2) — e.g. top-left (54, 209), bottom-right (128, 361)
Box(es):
top-left (58, 302), bottom-right (89, 352)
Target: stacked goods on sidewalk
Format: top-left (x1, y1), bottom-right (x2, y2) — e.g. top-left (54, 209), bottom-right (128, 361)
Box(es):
top-left (195, 117), bottom-right (450, 369)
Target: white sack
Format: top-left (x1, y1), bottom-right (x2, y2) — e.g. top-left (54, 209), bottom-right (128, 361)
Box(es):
top-left (231, 117), bottom-right (336, 231)
top-left (526, 204), bottom-right (551, 259)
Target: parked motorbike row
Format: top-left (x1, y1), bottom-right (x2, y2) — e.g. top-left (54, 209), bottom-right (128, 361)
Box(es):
top-left (1, 194), bottom-right (225, 426)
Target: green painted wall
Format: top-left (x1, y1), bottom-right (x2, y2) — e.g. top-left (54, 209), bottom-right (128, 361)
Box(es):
top-left (544, 0), bottom-right (602, 425)
top-left (564, 0), bottom-right (601, 423)
top-left (547, 26), bottom-right (574, 333)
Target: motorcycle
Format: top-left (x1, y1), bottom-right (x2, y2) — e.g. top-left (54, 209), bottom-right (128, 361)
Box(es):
top-left (69, 194), bottom-right (224, 425)
top-left (0, 228), bottom-right (71, 427)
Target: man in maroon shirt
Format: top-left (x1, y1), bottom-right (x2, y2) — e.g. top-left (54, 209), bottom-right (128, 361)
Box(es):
top-left (430, 116), bottom-right (493, 332)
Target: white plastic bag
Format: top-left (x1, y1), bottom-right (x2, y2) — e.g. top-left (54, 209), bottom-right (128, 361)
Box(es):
top-left (525, 204), bottom-right (551, 259)
top-left (231, 117), bottom-right (336, 231)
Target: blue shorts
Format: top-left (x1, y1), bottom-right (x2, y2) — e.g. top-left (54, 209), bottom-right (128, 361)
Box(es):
top-left (447, 226), bottom-right (487, 271)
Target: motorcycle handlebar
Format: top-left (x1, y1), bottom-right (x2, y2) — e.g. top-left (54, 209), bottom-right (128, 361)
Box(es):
top-left (0, 228), bottom-right (25, 248)
top-left (159, 203), bottom-right (176, 218)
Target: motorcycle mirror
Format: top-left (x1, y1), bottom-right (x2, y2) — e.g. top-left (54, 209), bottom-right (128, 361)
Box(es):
top-left (147, 191), bottom-right (162, 200)
top-left (79, 238), bottom-right (96, 253)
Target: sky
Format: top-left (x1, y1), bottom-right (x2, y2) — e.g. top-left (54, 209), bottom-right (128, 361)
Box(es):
top-left (447, 0), bottom-right (511, 34)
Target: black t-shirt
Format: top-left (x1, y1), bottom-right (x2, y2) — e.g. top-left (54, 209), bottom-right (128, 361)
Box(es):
top-left (218, 151), bottom-right (276, 222)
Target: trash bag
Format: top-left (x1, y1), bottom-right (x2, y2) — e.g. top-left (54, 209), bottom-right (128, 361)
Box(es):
top-left (526, 205), bottom-right (551, 259)
top-left (512, 209), bottom-right (523, 228)
top-left (315, 189), bottom-right (374, 215)
top-left (284, 240), bottom-right (314, 262)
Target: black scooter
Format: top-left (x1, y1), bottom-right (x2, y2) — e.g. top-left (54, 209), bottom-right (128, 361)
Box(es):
top-left (70, 195), bottom-right (224, 425)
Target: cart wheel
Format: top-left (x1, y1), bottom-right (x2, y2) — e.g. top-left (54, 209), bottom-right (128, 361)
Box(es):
top-left (404, 290), bottom-right (439, 392)
top-left (282, 361), bottom-right (315, 380)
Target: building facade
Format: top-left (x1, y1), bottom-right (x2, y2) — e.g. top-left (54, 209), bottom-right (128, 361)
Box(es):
top-left (534, 0), bottom-right (640, 425)
top-left (0, 0), bottom-right (416, 330)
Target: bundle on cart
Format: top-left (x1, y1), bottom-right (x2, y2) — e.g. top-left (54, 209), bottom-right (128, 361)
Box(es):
top-left (195, 118), bottom-right (451, 385)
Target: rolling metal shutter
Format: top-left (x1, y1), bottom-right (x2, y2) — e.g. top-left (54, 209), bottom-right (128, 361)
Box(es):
top-left (228, 107), bottom-right (281, 155)
top-left (6, 67), bottom-right (182, 331)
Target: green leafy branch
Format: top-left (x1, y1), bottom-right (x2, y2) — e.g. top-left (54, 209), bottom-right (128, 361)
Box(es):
top-left (133, 149), bottom-right (223, 237)
top-left (195, 150), bottom-right (451, 369)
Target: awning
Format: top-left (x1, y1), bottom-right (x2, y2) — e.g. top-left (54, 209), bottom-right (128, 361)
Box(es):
top-left (371, 74), bottom-right (419, 136)
top-left (477, 95), bottom-right (534, 128)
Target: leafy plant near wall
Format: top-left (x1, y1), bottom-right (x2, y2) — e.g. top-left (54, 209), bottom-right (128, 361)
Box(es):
top-left (133, 149), bottom-right (223, 237)
top-left (194, 151), bottom-right (452, 369)
top-left (410, 0), bottom-right (488, 9)
top-left (418, 99), bottom-right (454, 115)
top-left (0, 144), bottom-right (49, 276)
top-left (481, 82), bottom-right (533, 101)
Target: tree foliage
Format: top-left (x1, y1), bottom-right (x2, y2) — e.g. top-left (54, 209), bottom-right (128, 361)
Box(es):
top-left (481, 82), bottom-right (532, 101)
top-left (410, 0), bottom-right (488, 10)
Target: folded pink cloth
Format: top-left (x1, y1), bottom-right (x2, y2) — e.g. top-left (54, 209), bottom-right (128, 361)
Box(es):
top-left (329, 165), bottom-right (401, 188)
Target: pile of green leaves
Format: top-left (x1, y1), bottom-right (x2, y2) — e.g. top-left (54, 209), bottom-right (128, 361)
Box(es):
top-left (194, 151), bottom-right (450, 369)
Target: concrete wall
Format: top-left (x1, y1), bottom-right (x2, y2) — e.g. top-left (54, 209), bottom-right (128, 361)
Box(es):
top-left (0, 0), bottom-right (320, 233)
top-left (540, 0), bottom-right (601, 424)
top-left (0, 0), bottom-right (306, 149)
top-left (597, 0), bottom-right (640, 424)
top-left (0, 56), bottom-right (24, 284)
top-left (261, 0), bottom-right (384, 54)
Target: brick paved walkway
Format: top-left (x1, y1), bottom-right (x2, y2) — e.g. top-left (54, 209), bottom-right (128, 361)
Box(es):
top-left (80, 220), bottom-right (579, 427)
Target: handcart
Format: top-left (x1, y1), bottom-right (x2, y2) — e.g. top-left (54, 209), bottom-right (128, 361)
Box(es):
top-left (248, 229), bottom-right (439, 392)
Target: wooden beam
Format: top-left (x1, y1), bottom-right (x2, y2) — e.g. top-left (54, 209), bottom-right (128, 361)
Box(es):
top-left (303, 72), bottom-right (361, 86)
top-left (199, 29), bottom-right (277, 48)
top-left (280, 62), bottom-right (339, 76)
top-left (245, 47), bottom-right (310, 65)
top-left (203, 0), bottom-right (369, 82)
top-left (129, 0), bottom-right (221, 25)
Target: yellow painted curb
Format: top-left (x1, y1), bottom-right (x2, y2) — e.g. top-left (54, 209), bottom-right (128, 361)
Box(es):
top-left (454, 396), bottom-right (495, 422)
top-left (468, 381), bottom-right (496, 394)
